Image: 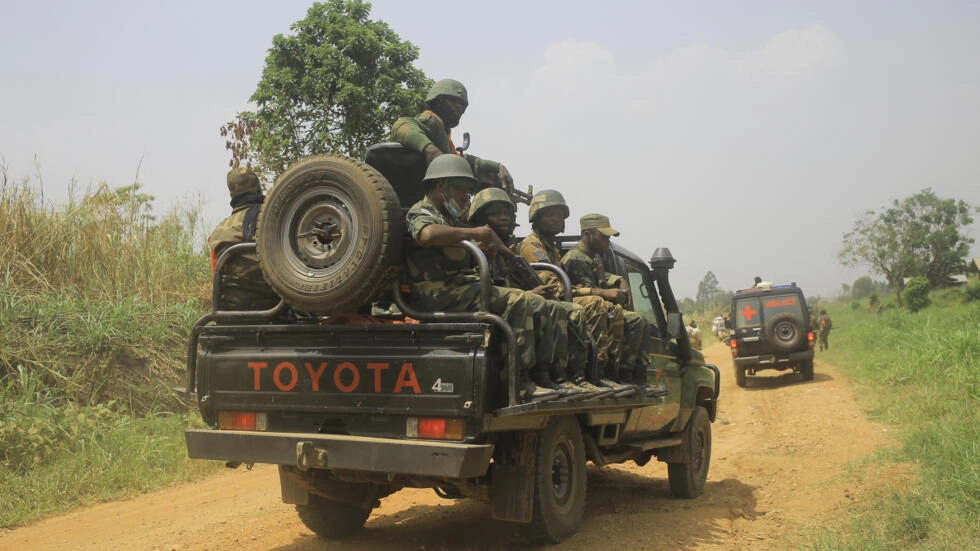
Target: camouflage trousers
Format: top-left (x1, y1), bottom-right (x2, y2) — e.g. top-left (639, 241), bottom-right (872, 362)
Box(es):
top-left (599, 303), bottom-right (651, 381)
top-left (570, 295), bottom-right (611, 379)
top-left (408, 280), bottom-right (563, 374)
top-left (551, 300), bottom-right (588, 381)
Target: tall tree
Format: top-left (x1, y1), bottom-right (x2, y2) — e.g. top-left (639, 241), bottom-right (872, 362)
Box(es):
top-left (839, 188), bottom-right (975, 305)
top-left (226, 0), bottom-right (430, 177)
top-left (696, 271), bottom-right (720, 309)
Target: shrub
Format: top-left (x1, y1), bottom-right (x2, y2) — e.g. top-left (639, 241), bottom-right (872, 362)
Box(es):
top-left (902, 277), bottom-right (931, 313)
top-left (965, 280), bottom-right (980, 303)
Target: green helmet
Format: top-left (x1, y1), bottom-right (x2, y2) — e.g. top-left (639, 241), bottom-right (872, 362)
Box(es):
top-left (425, 79), bottom-right (468, 107)
top-left (422, 154), bottom-right (476, 186)
top-left (528, 189), bottom-right (569, 222)
top-left (468, 187), bottom-right (514, 222)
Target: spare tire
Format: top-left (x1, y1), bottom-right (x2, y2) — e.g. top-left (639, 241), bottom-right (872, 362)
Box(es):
top-left (255, 154), bottom-right (402, 314)
top-left (765, 313), bottom-right (806, 353)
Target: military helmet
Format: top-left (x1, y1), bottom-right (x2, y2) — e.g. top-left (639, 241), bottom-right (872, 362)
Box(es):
top-left (425, 79), bottom-right (468, 107)
top-left (528, 189), bottom-right (570, 222)
top-left (422, 154), bottom-right (476, 186)
top-left (226, 167), bottom-right (261, 196)
top-left (468, 187), bottom-right (514, 222)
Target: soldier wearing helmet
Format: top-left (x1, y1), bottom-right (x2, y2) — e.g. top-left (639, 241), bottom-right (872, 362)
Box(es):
top-left (402, 157), bottom-right (558, 403)
top-left (562, 213), bottom-right (658, 396)
top-left (207, 167), bottom-right (280, 311)
top-left (517, 192), bottom-right (636, 397)
top-left (391, 78), bottom-right (514, 195)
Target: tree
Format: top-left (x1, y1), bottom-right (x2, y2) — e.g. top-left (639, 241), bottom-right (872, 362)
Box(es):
top-left (226, 0), bottom-right (430, 177)
top-left (696, 271), bottom-right (720, 309)
top-left (851, 276), bottom-right (874, 300)
top-left (839, 188), bottom-right (975, 306)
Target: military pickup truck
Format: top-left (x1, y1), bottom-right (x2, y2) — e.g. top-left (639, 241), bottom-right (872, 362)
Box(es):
top-left (183, 147), bottom-right (720, 544)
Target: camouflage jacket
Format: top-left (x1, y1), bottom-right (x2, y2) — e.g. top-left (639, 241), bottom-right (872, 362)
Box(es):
top-left (516, 229), bottom-right (576, 297)
top-left (391, 110), bottom-right (501, 187)
top-left (561, 241), bottom-right (623, 290)
top-left (207, 202), bottom-right (279, 310)
top-left (403, 195), bottom-right (478, 286)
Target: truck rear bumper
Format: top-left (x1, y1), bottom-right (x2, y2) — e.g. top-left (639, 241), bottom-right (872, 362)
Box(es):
top-left (734, 349), bottom-right (814, 368)
top-left (185, 430), bottom-right (494, 479)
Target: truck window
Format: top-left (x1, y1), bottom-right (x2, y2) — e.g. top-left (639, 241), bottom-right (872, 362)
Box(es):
top-left (761, 295), bottom-right (803, 318)
top-left (625, 264), bottom-right (660, 329)
top-left (735, 298), bottom-right (761, 328)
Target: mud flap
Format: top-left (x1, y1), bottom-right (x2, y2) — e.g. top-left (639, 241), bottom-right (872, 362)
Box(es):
top-left (278, 465), bottom-right (309, 505)
top-left (490, 431), bottom-right (537, 523)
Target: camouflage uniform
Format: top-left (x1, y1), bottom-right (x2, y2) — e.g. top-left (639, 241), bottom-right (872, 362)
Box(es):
top-left (207, 168), bottom-right (279, 311)
top-left (562, 241), bottom-right (651, 381)
top-left (404, 196), bottom-right (556, 376)
top-left (517, 229), bottom-right (615, 377)
top-left (391, 111), bottom-right (502, 188)
top-left (818, 311), bottom-right (832, 351)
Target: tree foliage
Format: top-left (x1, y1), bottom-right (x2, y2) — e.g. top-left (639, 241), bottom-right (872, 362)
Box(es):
top-left (902, 276), bottom-right (931, 312)
top-left (226, 0), bottom-right (430, 178)
top-left (839, 188), bottom-right (975, 306)
top-left (696, 271), bottom-right (720, 308)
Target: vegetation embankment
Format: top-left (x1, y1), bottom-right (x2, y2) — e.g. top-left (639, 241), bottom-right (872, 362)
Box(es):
top-left (805, 288), bottom-right (979, 550)
top-left (0, 175), bottom-right (218, 528)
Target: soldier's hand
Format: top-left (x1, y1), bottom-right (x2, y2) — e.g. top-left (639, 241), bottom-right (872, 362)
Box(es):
top-left (423, 144), bottom-right (442, 164)
top-left (471, 225), bottom-right (507, 256)
top-left (497, 164), bottom-right (514, 195)
top-left (530, 283), bottom-right (557, 298)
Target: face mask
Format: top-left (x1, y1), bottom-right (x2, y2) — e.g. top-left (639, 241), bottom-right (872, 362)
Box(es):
top-left (446, 197), bottom-right (469, 220)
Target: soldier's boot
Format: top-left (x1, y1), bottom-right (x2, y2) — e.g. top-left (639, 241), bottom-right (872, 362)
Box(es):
top-left (573, 376), bottom-right (615, 400)
top-left (535, 368), bottom-right (586, 401)
top-left (519, 372), bottom-right (559, 403)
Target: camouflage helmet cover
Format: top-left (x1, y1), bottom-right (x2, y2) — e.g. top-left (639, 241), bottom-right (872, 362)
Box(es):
top-left (468, 187), bottom-right (515, 222)
top-left (422, 154), bottom-right (476, 187)
top-left (226, 167), bottom-right (261, 196)
top-left (528, 189), bottom-right (570, 222)
top-left (425, 79), bottom-right (468, 107)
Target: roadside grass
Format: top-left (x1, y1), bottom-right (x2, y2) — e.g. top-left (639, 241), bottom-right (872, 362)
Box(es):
top-left (801, 295), bottom-right (979, 550)
top-left (0, 173), bottom-right (221, 528)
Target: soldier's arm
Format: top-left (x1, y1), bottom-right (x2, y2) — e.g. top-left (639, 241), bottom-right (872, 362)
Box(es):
top-left (392, 117), bottom-right (436, 154)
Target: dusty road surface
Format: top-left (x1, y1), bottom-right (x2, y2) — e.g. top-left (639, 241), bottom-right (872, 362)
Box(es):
top-left (1, 343), bottom-right (898, 551)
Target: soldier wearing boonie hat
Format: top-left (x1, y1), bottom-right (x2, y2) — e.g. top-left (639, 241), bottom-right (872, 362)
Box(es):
top-left (562, 213), bottom-right (657, 397)
top-left (207, 167), bottom-right (278, 311)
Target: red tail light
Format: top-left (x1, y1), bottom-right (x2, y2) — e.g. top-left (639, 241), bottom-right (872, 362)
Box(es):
top-left (218, 411), bottom-right (268, 431)
top-left (407, 417), bottom-right (465, 440)
top-left (730, 339), bottom-right (738, 357)
top-left (808, 332), bottom-right (815, 349)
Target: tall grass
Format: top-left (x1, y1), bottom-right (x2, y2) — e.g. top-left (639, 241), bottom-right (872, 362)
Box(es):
top-left (0, 169), bottom-right (219, 528)
top-left (803, 295), bottom-right (980, 550)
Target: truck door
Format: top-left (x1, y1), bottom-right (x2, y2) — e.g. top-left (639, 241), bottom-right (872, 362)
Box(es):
top-left (622, 258), bottom-right (681, 433)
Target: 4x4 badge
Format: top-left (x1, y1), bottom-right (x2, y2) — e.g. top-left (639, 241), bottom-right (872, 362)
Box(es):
top-left (431, 378), bottom-right (455, 393)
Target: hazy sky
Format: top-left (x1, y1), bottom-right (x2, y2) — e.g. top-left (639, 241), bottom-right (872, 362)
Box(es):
top-left (3, 0), bottom-right (978, 300)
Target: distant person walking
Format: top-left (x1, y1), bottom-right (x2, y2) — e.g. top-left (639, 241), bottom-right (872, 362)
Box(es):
top-left (818, 309), bottom-right (833, 351)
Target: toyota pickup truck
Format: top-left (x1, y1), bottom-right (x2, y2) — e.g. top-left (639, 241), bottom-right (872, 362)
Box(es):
top-left (183, 147), bottom-right (720, 544)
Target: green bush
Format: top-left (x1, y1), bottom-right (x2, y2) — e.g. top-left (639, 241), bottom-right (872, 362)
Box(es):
top-left (902, 277), bottom-right (931, 313)
top-left (964, 280), bottom-right (980, 302)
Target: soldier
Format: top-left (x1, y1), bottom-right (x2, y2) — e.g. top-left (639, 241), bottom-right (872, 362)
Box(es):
top-left (562, 213), bottom-right (656, 395)
top-left (207, 167), bottom-right (280, 311)
top-left (391, 78), bottom-right (513, 194)
top-left (818, 309), bottom-right (833, 351)
top-left (469, 188), bottom-right (611, 399)
top-left (403, 155), bottom-right (557, 402)
top-left (517, 190), bottom-right (633, 396)
top-left (686, 319), bottom-right (703, 350)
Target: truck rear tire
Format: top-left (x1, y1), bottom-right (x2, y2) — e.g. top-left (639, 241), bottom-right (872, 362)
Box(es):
top-left (735, 365), bottom-right (747, 387)
top-left (295, 493), bottom-right (371, 538)
top-left (800, 358), bottom-right (815, 381)
top-left (256, 154), bottom-right (402, 314)
top-left (523, 416), bottom-right (587, 544)
top-left (668, 405), bottom-right (711, 498)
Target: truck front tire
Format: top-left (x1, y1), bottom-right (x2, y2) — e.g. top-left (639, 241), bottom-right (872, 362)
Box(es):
top-left (668, 405), bottom-right (711, 498)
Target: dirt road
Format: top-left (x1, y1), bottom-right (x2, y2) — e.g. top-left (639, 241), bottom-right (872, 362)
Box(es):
top-left (0, 343), bottom-right (895, 550)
